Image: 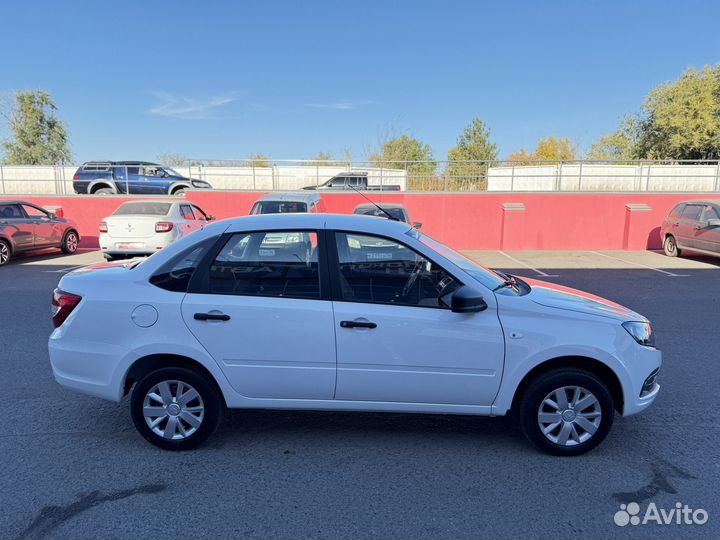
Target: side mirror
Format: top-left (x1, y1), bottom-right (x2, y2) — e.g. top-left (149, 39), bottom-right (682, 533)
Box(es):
top-left (451, 285), bottom-right (488, 313)
top-left (412, 222), bottom-right (423, 229)
top-left (707, 218), bottom-right (720, 227)
top-left (48, 213), bottom-right (57, 220)
top-left (208, 215), bottom-right (216, 221)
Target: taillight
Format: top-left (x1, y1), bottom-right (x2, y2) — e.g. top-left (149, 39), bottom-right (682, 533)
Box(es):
top-left (155, 221), bottom-right (174, 233)
top-left (51, 288), bottom-right (82, 328)
top-left (99, 221), bottom-right (108, 233)
top-left (73, 174), bottom-right (79, 181)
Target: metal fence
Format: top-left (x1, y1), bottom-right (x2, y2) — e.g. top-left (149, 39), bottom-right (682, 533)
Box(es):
top-left (1, 159), bottom-right (720, 195)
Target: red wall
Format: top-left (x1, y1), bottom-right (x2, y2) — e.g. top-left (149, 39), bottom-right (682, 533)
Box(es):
top-left (3, 192), bottom-right (713, 251)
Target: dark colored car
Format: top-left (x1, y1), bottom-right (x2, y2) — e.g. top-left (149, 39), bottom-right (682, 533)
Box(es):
top-left (303, 171), bottom-right (401, 191)
top-left (353, 203), bottom-right (422, 228)
top-left (72, 161), bottom-right (213, 195)
top-left (0, 201), bottom-right (80, 266)
top-left (660, 199), bottom-right (720, 257)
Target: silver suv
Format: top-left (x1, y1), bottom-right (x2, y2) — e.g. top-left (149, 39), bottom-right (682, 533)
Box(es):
top-left (661, 199), bottom-right (720, 257)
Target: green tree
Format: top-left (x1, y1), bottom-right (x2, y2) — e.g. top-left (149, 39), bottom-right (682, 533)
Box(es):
top-left (586, 128), bottom-right (634, 161)
top-left (634, 66), bottom-right (720, 160)
top-left (1, 91), bottom-right (71, 164)
top-left (445, 118), bottom-right (498, 189)
top-left (246, 153), bottom-right (271, 167)
top-left (369, 134), bottom-right (436, 189)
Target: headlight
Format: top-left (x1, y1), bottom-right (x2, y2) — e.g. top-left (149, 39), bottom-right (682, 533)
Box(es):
top-left (191, 180), bottom-right (211, 188)
top-left (622, 321), bottom-right (655, 347)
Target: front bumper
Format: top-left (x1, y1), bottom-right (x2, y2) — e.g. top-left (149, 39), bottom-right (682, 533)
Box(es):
top-left (621, 345), bottom-right (662, 416)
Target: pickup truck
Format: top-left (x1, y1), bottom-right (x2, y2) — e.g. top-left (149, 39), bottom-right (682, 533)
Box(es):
top-left (72, 161), bottom-right (213, 195)
top-left (302, 172), bottom-right (400, 191)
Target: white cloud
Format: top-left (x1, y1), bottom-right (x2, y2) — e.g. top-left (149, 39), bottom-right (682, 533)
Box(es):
top-left (304, 99), bottom-right (374, 110)
top-left (148, 92), bottom-right (236, 119)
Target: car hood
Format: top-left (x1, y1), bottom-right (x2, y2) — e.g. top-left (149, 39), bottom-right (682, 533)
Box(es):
top-left (522, 277), bottom-right (647, 321)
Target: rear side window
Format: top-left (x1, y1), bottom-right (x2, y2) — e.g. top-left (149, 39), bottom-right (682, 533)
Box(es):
top-left (114, 202), bottom-right (171, 216)
top-left (0, 204), bottom-right (23, 218)
top-left (180, 205), bottom-right (195, 220)
top-left (681, 205), bottom-right (702, 221)
top-left (207, 231), bottom-right (320, 299)
top-left (150, 237), bottom-right (217, 292)
top-left (82, 163), bottom-right (110, 172)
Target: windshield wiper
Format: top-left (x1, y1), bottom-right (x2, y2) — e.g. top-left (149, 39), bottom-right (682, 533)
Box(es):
top-left (492, 271), bottom-right (519, 292)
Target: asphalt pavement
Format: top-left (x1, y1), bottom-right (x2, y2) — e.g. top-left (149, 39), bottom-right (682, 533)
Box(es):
top-left (1, 249), bottom-right (718, 539)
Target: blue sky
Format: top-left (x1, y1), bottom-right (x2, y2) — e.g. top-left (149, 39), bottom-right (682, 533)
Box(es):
top-left (1, 0), bottom-right (719, 163)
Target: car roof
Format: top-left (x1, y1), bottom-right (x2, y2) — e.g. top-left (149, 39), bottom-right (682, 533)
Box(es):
top-left (354, 203), bottom-right (406, 210)
top-left (82, 161), bottom-right (160, 166)
top-left (0, 200), bottom-right (31, 205)
top-left (225, 212), bottom-right (412, 234)
top-left (255, 192), bottom-right (322, 204)
top-left (679, 199), bottom-right (720, 206)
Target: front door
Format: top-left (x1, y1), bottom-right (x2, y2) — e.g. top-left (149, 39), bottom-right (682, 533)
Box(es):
top-left (181, 230), bottom-right (336, 400)
top-left (330, 232), bottom-right (504, 406)
top-left (694, 204), bottom-right (720, 254)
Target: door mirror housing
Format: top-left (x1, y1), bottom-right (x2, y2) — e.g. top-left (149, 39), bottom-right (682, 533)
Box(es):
top-left (450, 285), bottom-right (488, 313)
top-left (47, 212), bottom-right (57, 220)
top-left (707, 218), bottom-right (720, 227)
top-left (412, 222), bottom-right (423, 229)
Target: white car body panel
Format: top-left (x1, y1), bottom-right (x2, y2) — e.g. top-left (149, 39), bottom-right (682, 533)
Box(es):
top-left (99, 200), bottom-right (207, 257)
top-left (49, 214), bottom-right (661, 422)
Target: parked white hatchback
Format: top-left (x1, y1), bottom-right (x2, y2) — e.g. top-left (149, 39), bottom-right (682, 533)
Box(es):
top-left (49, 214), bottom-right (661, 455)
top-left (99, 200), bottom-right (214, 261)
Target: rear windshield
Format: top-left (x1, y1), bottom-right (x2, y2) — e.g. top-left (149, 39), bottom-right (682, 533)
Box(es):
top-left (251, 201), bottom-right (308, 214)
top-left (114, 202), bottom-right (171, 216)
top-left (355, 207), bottom-right (406, 221)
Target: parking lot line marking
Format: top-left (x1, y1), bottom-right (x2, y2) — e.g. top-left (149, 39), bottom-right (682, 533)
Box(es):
top-left (497, 251), bottom-right (558, 277)
top-left (589, 251), bottom-right (687, 277)
top-left (43, 265), bottom-right (86, 273)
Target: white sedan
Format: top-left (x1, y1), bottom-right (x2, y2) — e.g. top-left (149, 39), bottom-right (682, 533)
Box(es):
top-left (99, 200), bottom-right (214, 261)
top-left (49, 214), bottom-right (660, 455)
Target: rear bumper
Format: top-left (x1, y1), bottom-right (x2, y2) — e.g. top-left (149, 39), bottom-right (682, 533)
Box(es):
top-left (49, 332), bottom-right (124, 402)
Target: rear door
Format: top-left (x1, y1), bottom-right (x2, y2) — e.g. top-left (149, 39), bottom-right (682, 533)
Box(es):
top-left (675, 204), bottom-right (703, 249)
top-left (329, 231), bottom-right (504, 406)
top-left (181, 229), bottom-right (337, 400)
top-left (694, 204), bottom-right (720, 254)
top-left (0, 203), bottom-right (34, 249)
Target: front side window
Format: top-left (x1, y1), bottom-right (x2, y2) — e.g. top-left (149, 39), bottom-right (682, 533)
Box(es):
top-left (701, 205), bottom-right (720, 221)
top-left (208, 231), bottom-right (320, 299)
top-left (334, 232), bottom-right (459, 308)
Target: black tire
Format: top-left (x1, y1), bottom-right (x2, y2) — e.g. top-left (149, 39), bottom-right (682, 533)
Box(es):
top-left (104, 253), bottom-right (118, 262)
top-left (663, 234), bottom-right (681, 257)
top-left (94, 187), bottom-right (114, 195)
top-left (0, 239), bottom-right (10, 266)
top-left (131, 367), bottom-right (222, 451)
top-left (519, 368), bottom-right (614, 456)
top-left (171, 188), bottom-right (187, 196)
top-left (61, 230), bottom-right (79, 254)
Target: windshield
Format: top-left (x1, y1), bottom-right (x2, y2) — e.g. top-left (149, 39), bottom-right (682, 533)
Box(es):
top-left (412, 231), bottom-right (507, 291)
top-left (252, 201), bottom-right (308, 214)
top-left (114, 202), bottom-right (171, 216)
